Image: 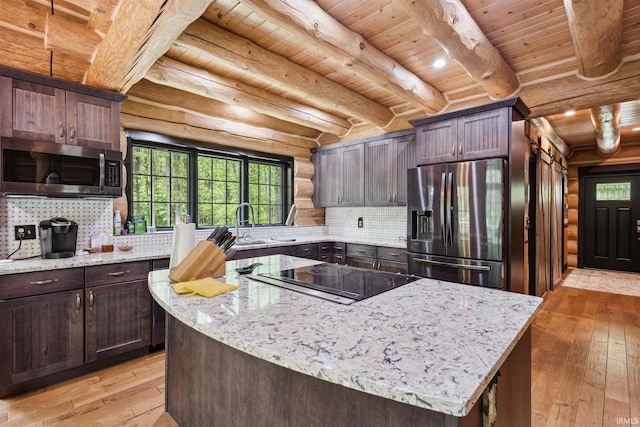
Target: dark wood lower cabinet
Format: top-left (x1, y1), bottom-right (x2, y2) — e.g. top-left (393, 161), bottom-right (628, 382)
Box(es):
top-left (0, 290), bottom-right (84, 396)
top-left (0, 261), bottom-right (153, 397)
top-left (85, 280), bottom-right (151, 363)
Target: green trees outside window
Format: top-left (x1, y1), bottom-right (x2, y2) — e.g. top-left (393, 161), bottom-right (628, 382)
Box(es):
top-left (129, 139), bottom-right (290, 229)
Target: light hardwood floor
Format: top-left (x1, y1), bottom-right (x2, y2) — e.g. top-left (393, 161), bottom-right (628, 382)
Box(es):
top-left (1, 269), bottom-right (638, 426)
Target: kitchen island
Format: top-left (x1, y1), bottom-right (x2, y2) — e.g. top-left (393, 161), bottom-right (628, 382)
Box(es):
top-left (149, 255), bottom-right (542, 426)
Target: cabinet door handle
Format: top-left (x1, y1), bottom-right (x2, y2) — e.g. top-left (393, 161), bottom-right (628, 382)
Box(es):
top-left (69, 124), bottom-right (76, 142)
top-left (76, 293), bottom-right (82, 313)
top-left (459, 144), bottom-right (463, 156)
top-left (89, 291), bottom-right (95, 310)
top-left (58, 123), bottom-right (65, 140)
top-left (30, 278), bottom-right (59, 285)
top-left (452, 144), bottom-right (456, 156)
top-left (108, 270), bottom-right (129, 277)
top-left (303, 248), bottom-right (311, 252)
top-left (357, 249), bottom-right (366, 253)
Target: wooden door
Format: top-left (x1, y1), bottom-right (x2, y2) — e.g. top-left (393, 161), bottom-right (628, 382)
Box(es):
top-left (457, 108), bottom-right (509, 161)
top-left (393, 133), bottom-right (415, 205)
top-left (341, 144), bottom-right (364, 205)
top-left (415, 118), bottom-right (457, 165)
top-left (551, 163), bottom-right (565, 286)
top-left (0, 78), bottom-right (66, 141)
top-left (85, 280), bottom-right (151, 363)
top-left (583, 174), bottom-right (640, 272)
top-left (364, 138), bottom-right (393, 206)
top-left (0, 290), bottom-right (84, 394)
top-left (535, 151), bottom-right (552, 297)
top-left (65, 91), bottom-right (120, 150)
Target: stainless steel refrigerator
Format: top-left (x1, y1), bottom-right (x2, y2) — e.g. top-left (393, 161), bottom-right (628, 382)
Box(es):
top-left (407, 158), bottom-right (506, 289)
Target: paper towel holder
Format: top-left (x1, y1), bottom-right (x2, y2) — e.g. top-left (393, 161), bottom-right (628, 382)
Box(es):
top-left (285, 205), bottom-right (297, 226)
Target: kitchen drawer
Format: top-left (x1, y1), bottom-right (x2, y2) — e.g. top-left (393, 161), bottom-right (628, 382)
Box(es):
top-left (332, 242), bottom-right (346, 253)
top-left (317, 242), bottom-right (334, 254)
top-left (0, 268), bottom-right (84, 299)
top-left (347, 243), bottom-right (376, 259)
top-left (85, 261), bottom-right (150, 286)
top-left (296, 243), bottom-right (318, 259)
top-left (377, 247), bottom-right (406, 262)
top-left (333, 253), bottom-right (347, 265)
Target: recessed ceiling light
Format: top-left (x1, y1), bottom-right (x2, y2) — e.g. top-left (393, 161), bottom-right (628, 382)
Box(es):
top-left (564, 110), bottom-right (576, 117)
top-left (433, 58), bottom-right (446, 68)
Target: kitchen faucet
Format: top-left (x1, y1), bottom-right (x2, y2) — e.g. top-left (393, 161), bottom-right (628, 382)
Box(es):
top-left (235, 202), bottom-right (255, 241)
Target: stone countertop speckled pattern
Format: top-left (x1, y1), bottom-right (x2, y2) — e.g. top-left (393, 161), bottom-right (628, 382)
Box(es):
top-left (149, 254), bottom-right (543, 417)
top-left (0, 235), bottom-right (406, 275)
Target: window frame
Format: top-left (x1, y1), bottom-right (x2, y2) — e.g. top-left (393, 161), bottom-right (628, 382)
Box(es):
top-left (125, 130), bottom-right (293, 230)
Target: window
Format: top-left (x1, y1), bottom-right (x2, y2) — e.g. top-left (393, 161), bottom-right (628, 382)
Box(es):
top-left (131, 146), bottom-right (189, 228)
top-left (595, 182), bottom-right (631, 201)
top-left (127, 132), bottom-right (292, 229)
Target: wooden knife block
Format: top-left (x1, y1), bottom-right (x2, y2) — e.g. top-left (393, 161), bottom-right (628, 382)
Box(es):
top-left (168, 240), bottom-right (226, 282)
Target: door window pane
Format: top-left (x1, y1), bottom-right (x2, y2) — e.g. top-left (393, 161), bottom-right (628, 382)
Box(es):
top-left (596, 182), bottom-right (631, 201)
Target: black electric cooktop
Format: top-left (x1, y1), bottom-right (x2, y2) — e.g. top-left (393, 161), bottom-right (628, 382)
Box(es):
top-left (248, 263), bottom-right (419, 304)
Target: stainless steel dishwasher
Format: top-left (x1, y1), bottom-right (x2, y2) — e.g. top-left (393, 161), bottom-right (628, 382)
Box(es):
top-left (151, 258), bottom-right (170, 350)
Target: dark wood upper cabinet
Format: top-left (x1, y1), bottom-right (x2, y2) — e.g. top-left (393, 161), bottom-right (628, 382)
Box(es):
top-left (412, 97), bottom-right (529, 166)
top-left (314, 144), bottom-right (364, 207)
top-left (314, 131), bottom-right (414, 208)
top-left (0, 65), bottom-right (125, 151)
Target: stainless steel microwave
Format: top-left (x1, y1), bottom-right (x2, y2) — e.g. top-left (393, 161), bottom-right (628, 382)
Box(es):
top-left (0, 137), bottom-right (122, 197)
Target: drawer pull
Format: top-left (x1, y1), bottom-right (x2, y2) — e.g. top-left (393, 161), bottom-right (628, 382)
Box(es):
top-left (303, 248), bottom-right (311, 252)
top-left (357, 249), bottom-right (366, 253)
top-left (334, 246), bottom-right (343, 251)
top-left (30, 279), bottom-right (59, 285)
top-left (108, 270), bottom-right (130, 277)
top-left (389, 252), bottom-right (400, 257)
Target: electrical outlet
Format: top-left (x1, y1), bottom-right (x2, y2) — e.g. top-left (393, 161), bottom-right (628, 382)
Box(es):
top-left (357, 217), bottom-right (363, 228)
top-left (14, 225), bottom-right (36, 240)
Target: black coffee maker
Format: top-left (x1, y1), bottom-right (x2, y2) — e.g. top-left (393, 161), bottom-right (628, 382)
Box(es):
top-left (39, 218), bottom-right (78, 259)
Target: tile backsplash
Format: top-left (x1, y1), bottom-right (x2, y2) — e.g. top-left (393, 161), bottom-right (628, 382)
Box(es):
top-left (324, 206), bottom-right (407, 243)
top-left (0, 197), bottom-right (407, 260)
top-left (0, 197), bottom-right (113, 259)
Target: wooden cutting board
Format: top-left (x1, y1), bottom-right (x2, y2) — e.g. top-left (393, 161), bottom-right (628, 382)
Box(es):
top-left (168, 240), bottom-right (226, 282)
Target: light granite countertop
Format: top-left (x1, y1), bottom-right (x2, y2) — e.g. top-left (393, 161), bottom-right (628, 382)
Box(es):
top-left (0, 235), bottom-right (405, 275)
top-left (149, 254), bottom-right (543, 417)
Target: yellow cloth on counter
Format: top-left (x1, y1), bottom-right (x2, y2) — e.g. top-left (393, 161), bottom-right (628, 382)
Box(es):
top-left (171, 277), bottom-right (238, 298)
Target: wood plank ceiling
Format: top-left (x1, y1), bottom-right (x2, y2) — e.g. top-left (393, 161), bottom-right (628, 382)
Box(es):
top-left (2, 0), bottom-right (640, 157)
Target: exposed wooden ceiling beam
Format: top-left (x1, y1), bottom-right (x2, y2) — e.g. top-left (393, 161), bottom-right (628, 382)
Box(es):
top-left (85, 0), bottom-right (212, 92)
top-left (563, 0), bottom-right (623, 78)
top-left (45, 13), bottom-right (102, 63)
top-left (120, 113), bottom-right (312, 159)
top-left (392, 0), bottom-right (519, 99)
top-left (145, 56), bottom-right (351, 136)
top-left (0, 0), bottom-right (47, 38)
top-left (519, 58), bottom-right (640, 117)
top-left (590, 104), bottom-right (621, 155)
top-left (123, 98), bottom-right (317, 150)
top-left (238, 0), bottom-right (446, 114)
top-left (128, 79), bottom-right (320, 139)
top-left (176, 19), bottom-right (394, 127)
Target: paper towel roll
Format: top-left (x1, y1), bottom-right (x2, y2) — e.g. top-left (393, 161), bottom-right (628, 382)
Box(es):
top-left (169, 223), bottom-right (196, 269)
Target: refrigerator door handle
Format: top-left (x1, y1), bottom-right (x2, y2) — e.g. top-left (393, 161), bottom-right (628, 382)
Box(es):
top-left (414, 258), bottom-right (491, 272)
top-left (440, 172), bottom-right (447, 244)
top-left (446, 172), bottom-right (453, 247)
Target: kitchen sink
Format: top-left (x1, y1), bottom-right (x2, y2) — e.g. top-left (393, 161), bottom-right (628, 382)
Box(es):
top-left (235, 239), bottom-right (266, 246)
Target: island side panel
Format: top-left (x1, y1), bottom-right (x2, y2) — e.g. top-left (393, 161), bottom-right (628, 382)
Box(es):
top-left (166, 315), bottom-right (474, 427)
